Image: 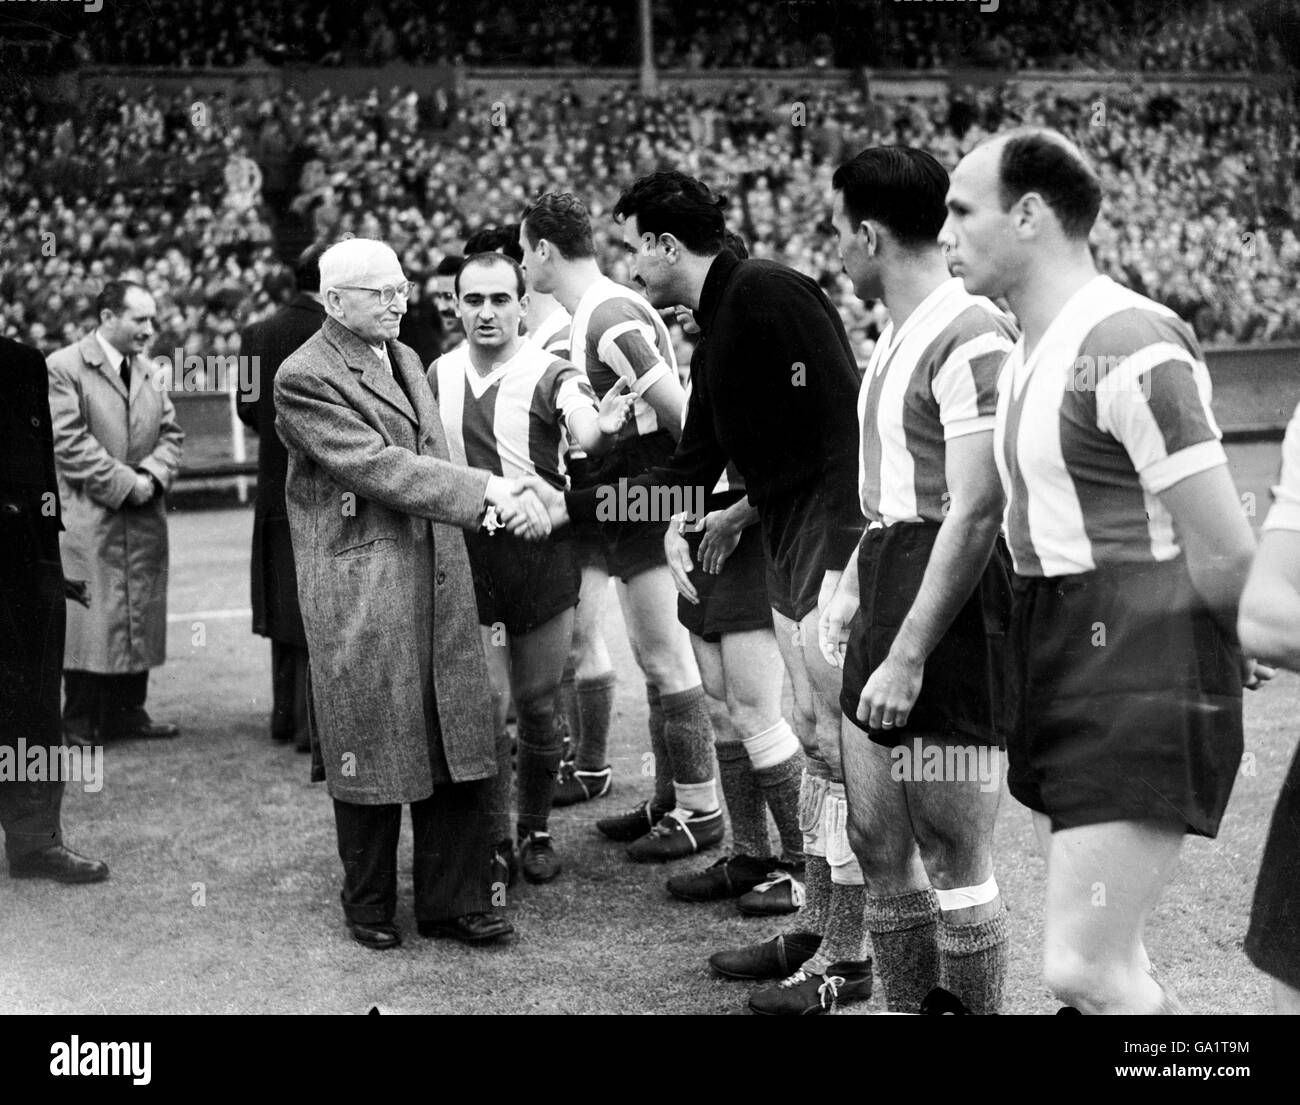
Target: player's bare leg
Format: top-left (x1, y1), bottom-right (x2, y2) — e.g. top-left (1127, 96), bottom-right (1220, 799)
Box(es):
top-left (905, 740), bottom-right (1006, 1013)
top-left (743, 608), bottom-right (871, 1014)
top-left (1040, 817), bottom-right (1185, 1013)
top-left (841, 720), bottom-right (934, 1011)
top-left (670, 629), bottom-right (805, 909)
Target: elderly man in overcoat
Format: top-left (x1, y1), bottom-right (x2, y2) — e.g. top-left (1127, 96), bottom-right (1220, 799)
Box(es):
top-left (47, 281), bottom-right (184, 745)
top-left (274, 238), bottom-right (549, 950)
top-left (237, 243), bottom-right (327, 753)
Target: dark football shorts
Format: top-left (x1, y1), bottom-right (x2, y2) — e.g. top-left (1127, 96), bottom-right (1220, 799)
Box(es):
top-left (569, 429), bottom-right (677, 582)
top-left (1006, 556), bottom-right (1243, 837)
top-left (841, 521), bottom-right (1012, 749)
top-left (762, 489), bottom-right (853, 624)
top-left (676, 493), bottom-right (773, 643)
top-left (564, 455), bottom-right (609, 573)
top-left (464, 529), bottom-right (580, 637)
top-left (1245, 744), bottom-right (1300, 989)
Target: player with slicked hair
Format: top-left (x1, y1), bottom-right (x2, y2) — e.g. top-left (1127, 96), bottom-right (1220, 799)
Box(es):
top-left (944, 128), bottom-right (1271, 1013)
top-left (524, 171), bottom-right (872, 1014)
top-left (520, 192), bottom-right (724, 863)
top-left (820, 145), bottom-right (1017, 1014)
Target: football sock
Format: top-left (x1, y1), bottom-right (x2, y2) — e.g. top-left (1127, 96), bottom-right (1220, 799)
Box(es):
top-left (672, 779), bottom-right (719, 816)
top-left (786, 854), bottom-right (831, 938)
top-left (864, 887), bottom-right (942, 1012)
top-left (574, 671), bottom-right (616, 771)
top-left (804, 882), bottom-right (870, 975)
top-left (715, 738), bottom-right (770, 857)
top-left (937, 902), bottom-right (1009, 1015)
top-left (746, 720), bottom-right (805, 864)
top-left (645, 683), bottom-right (674, 811)
top-left (515, 714), bottom-right (563, 835)
top-left (660, 685), bottom-right (716, 782)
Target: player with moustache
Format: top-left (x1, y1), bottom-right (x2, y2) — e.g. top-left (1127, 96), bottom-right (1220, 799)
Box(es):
top-left (429, 252), bottom-right (634, 885)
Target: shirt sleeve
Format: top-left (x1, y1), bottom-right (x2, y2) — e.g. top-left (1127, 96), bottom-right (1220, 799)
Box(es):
top-left (593, 301), bottom-right (672, 398)
top-left (931, 326), bottom-right (1011, 440)
top-left (1264, 404), bottom-right (1300, 533)
top-left (1095, 342), bottom-right (1226, 495)
top-left (564, 361), bottom-right (727, 523)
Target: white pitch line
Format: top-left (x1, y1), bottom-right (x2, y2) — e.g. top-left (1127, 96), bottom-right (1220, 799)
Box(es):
top-left (167, 608), bottom-right (252, 623)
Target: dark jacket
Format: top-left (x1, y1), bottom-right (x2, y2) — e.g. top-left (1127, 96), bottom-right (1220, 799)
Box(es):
top-left (237, 293), bottom-right (324, 645)
top-left (0, 335), bottom-right (64, 747)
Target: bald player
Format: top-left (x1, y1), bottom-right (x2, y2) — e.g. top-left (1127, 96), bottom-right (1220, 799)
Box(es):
top-left (944, 129), bottom-right (1269, 1013)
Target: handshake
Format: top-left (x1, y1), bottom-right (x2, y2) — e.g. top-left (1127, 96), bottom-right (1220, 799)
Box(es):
top-left (483, 474), bottom-right (570, 540)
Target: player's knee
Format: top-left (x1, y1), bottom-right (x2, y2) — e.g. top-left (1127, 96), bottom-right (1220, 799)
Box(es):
top-left (513, 691), bottom-right (556, 734)
top-left (914, 825), bottom-right (982, 889)
top-left (727, 698), bottom-right (778, 740)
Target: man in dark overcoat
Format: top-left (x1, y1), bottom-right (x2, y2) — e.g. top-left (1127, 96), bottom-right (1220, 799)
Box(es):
top-left (237, 243), bottom-right (326, 753)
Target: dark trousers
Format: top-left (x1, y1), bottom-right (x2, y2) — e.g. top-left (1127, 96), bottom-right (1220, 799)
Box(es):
top-left (63, 670), bottom-right (148, 731)
top-left (0, 778), bottom-right (62, 861)
top-left (270, 641), bottom-right (310, 750)
top-left (333, 780), bottom-right (493, 925)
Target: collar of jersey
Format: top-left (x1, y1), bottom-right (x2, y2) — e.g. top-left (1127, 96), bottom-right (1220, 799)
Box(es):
top-left (872, 277), bottom-right (964, 379)
top-left (695, 248), bottom-right (742, 334)
top-left (463, 343), bottom-right (527, 398)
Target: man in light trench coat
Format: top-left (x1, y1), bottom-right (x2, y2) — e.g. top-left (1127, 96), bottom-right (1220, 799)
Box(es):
top-left (274, 238), bottom-right (552, 951)
top-left (47, 281), bottom-right (184, 746)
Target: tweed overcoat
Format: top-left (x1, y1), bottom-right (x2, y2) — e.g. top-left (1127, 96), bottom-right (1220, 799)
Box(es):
top-left (274, 316), bottom-right (496, 804)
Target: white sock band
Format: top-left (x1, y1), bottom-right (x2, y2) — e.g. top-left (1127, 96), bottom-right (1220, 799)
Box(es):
top-left (934, 874), bottom-right (1000, 912)
top-left (742, 718), bottom-right (800, 771)
top-left (824, 792), bottom-right (864, 886)
top-left (673, 779), bottom-right (718, 814)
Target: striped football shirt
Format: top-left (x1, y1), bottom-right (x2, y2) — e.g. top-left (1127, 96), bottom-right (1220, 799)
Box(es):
top-left (994, 274), bottom-right (1227, 577)
top-left (530, 305), bottom-right (572, 361)
top-left (568, 275), bottom-right (677, 440)
top-left (858, 278), bottom-right (1015, 525)
top-left (430, 339), bottom-right (597, 490)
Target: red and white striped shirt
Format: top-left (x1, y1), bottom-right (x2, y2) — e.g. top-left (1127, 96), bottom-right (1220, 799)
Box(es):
top-left (994, 275), bottom-right (1226, 577)
top-left (430, 340), bottom-right (597, 491)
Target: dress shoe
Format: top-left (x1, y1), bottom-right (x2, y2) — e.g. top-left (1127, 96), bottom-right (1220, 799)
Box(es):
top-left (347, 920), bottom-right (401, 950)
top-left (9, 845), bottom-right (109, 884)
top-left (104, 709), bottom-right (179, 741)
top-left (418, 912), bottom-right (514, 944)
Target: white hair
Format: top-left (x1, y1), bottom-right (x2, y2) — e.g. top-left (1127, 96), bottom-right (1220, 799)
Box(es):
top-left (318, 238), bottom-right (403, 294)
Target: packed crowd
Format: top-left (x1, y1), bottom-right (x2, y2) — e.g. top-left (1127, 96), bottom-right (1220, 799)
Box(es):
top-left (4, 0), bottom-right (1290, 72)
top-left (3, 78), bottom-right (1297, 359)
